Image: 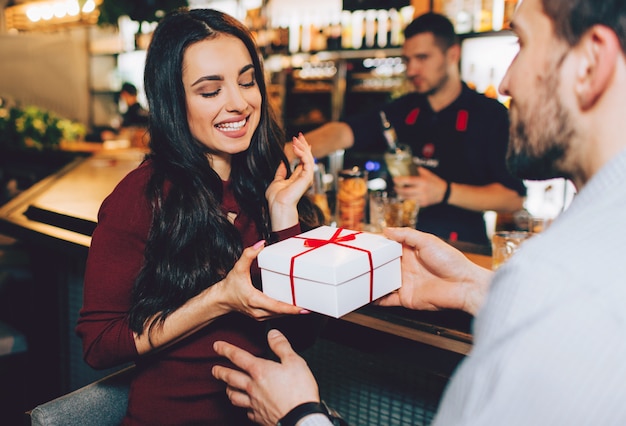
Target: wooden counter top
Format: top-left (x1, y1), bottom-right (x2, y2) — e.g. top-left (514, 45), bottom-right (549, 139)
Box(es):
top-left (0, 147), bottom-right (145, 253)
top-left (0, 148), bottom-right (486, 354)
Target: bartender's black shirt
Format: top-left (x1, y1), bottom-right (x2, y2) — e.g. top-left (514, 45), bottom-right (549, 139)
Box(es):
top-left (345, 82), bottom-right (526, 246)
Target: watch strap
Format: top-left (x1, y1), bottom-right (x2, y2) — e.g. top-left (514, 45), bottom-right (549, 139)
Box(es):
top-left (277, 401), bottom-right (331, 426)
top-left (442, 180), bottom-right (452, 204)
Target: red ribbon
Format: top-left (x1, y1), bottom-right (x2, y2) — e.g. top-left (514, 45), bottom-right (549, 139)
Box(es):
top-left (288, 228), bottom-right (374, 306)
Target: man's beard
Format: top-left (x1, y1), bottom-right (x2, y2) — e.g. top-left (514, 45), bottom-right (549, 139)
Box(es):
top-left (415, 67), bottom-right (449, 97)
top-left (506, 59), bottom-right (576, 181)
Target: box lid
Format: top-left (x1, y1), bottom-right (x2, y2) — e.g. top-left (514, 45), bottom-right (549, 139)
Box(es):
top-left (258, 226), bottom-right (401, 285)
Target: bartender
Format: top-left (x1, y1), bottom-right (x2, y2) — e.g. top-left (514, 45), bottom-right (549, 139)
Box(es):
top-left (297, 13), bottom-right (526, 246)
top-left (92, 82), bottom-right (149, 143)
top-left (118, 82), bottom-right (149, 128)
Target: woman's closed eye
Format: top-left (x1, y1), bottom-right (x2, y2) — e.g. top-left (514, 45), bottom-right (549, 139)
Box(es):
top-left (199, 79), bottom-right (255, 98)
top-left (239, 78), bottom-right (256, 88)
top-left (238, 68), bottom-right (256, 88)
top-left (201, 89), bottom-right (220, 98)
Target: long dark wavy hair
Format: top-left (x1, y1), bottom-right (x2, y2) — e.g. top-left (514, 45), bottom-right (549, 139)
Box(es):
top-left (129, 8), bottom-right (321, 335)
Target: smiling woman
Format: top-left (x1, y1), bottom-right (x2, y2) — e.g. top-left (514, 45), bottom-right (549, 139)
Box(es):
top-left (76, 8), bottom-right (325, 426)
top-left (183, 36), bottom-right (262, 178)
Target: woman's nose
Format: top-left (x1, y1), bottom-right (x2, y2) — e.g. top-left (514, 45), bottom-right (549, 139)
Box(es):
top-left (224, 85), bottom-right (248, 112)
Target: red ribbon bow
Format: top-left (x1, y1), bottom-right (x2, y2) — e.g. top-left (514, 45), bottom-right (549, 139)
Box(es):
top-left (303, 228), bottom-right (357, 247)
top-left (289, 228), bottom-right (374, 307)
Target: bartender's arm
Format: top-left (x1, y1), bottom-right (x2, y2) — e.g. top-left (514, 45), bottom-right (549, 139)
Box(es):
top-left (285, 122), bottom-right (355, 162)
top-left (286, 121), bottom-right (524, 214)
top-left (394, 170), bottom-right (524, 213)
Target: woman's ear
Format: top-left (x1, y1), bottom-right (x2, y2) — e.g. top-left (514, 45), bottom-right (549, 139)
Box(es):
top-left (575, 25), bottom-right (619, 110)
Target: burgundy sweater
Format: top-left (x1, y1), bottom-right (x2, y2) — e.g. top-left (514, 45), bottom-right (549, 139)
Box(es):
top-left (76, 161), bottom-right (303, 425)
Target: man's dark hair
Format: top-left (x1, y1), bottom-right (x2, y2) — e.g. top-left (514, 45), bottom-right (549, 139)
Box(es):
top-left (541, 0), bottom-right (626, 56)
top-left (121, 82), bottom-right (138, 96)
top-left (403, 12), bottom-right (459, 51)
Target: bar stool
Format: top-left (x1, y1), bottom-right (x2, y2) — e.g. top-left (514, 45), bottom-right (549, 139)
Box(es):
top-left (0, 234), bottom-right (31, 358)
top-left (0, 320), bottom-right (29, 425)
top-left (0, 234), bottom-right (31, 424)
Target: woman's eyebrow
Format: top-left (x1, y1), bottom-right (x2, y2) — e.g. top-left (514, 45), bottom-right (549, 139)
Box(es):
top-left (191, 64), bottom-right (254, 87)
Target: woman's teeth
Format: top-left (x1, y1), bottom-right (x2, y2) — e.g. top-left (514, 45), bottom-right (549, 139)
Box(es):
top-left (216, 118), bottom-right (246, 131)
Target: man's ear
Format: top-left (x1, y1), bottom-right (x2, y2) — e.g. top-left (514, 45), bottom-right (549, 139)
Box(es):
top-left (575, 25), bottom-right (619, 110)
top-left (447, 44), bottom-right (461, 65)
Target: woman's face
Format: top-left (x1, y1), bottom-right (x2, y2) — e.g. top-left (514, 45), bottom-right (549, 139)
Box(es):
top-left (182, 34), bottom-right (262, 172)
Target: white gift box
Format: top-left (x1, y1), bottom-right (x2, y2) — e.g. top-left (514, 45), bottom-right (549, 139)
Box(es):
top-left (258, 226), bottom-right (402, 318)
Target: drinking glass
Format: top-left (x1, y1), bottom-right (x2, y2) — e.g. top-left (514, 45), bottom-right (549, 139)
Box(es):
top-left (384, 143), bottom-right (415, 177)
top-left (336, 168), bottom-right (368, 231)
top-left (491, 231), bottom-right (533, 270)
top-left (383, 196), bottom-right (419, 228)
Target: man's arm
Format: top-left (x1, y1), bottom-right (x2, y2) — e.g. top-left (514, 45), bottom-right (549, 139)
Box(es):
top-left (446, 182), bottom-right (524, 213)
top-left (394, 169), bottom-right (524, 213)
top-left (213, 227), bottom-right (493, 426)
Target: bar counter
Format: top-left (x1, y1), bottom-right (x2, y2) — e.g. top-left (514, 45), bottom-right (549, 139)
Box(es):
top-left (0, 145), bottom-right (484, 401)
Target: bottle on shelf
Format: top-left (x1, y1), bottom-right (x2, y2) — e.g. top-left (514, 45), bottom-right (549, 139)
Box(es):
top-left (376, 9), bottom-right (389, 48)
top-left (484, 67), bottom-right (499, 99)
top-left (341, 10), bottom-right (353, 49)
top-left (288, 15), bottom-right (300, 53)
top-left (351, 10), bottom-right (365, 50)
top-left (492, 0), bottom-right (505, 31)
top-left (389, 8), bottom-right (403, 47)
top-left (300, 18), bottom-right (312, 53)
top-left (465, 63), bottom-right (477, 91)
top-left (503, 0), bottom-right (518, 29)
top-left (454, 0), bottom-right (474, 34)
top-left (473, 0), bottom-right (493, 33)
top-left (364, 9), bottom-right (377, 49)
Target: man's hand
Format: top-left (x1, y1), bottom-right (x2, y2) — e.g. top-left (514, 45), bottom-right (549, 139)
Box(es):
top-left (213, 329), bottom-right (321, 426)
top-left (375, 227), bottom-right (493, 316)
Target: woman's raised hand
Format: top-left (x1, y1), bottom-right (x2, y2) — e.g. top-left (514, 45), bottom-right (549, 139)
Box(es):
top-left (265, 133), bottom-right (314, 230)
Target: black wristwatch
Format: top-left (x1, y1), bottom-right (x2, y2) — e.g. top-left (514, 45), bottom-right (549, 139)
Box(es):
top-left (277, 401), bottom-right (348, 426)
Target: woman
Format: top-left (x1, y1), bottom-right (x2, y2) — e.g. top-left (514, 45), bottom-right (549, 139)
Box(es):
top-left (76, 8), bottom-right (323, 425)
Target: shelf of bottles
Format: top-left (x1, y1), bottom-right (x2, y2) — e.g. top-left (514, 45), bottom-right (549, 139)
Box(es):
top-left (251, 1), bottom-right (415, 56)
top-left (256, 0), bottom-right (521, 133)
top-left (438, 0), bottom-right (517, 34)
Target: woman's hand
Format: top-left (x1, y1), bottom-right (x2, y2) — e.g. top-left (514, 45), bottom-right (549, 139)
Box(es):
top-left (214, 240), bottom-right (305, 320)
top-left (213, 329), bottom-right (320, 426)
top-left (266, 133), bottom-right (314, 230)
top-left (374, 227), bottom-right (493, 316)
top-left (133, 241), bottom-right (305, 355)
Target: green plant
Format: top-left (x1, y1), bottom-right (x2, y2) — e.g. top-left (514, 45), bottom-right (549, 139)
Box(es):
top-left (0, 105), bottom-right (86, 151)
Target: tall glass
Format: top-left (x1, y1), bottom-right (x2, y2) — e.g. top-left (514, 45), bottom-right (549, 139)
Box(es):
top-left (336, 168), bottom-right (368, 231)
top-left (384, 143), bottom-right (415, 178)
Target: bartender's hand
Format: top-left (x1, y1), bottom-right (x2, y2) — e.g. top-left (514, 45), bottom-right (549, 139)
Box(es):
top-left (375, 228), bottom-right (493, 316)
top-left (266, 133), bottom-right (314, 230)
top-left (393, 167), bottom-right (447, 208)
top-left (213, 329), bottom-right (321, 426)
